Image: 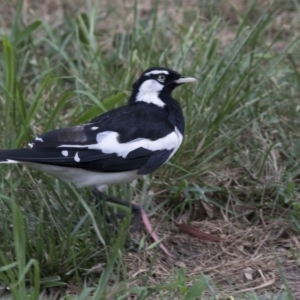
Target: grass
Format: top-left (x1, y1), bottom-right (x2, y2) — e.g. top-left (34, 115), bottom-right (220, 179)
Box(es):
top-left (0, 0), bottom-right (300, 299)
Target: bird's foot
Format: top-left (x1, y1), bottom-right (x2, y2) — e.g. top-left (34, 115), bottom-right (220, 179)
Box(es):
top-left (91, 188), bottom-right (142, 231)
top-left (92, 188), bottom-right (173, 257)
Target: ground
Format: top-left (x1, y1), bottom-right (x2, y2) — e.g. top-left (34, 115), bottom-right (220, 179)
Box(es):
top-left (1, 0), bottom-right (300, 299)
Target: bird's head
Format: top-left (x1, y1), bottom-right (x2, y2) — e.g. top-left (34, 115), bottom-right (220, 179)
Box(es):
top-left (129, 67), bottom-right (197, 107)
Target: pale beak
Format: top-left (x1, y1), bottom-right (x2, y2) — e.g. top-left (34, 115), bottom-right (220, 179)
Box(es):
top-left (175, 76), bottom-right (198, 84)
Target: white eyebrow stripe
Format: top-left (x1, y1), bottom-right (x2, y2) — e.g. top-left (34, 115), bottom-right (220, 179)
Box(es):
top-left (144, 70), bottom-right (169, 76)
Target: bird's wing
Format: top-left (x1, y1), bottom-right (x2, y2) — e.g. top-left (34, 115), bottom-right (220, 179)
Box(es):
top-left (0, 104), bottom-right (181, 175)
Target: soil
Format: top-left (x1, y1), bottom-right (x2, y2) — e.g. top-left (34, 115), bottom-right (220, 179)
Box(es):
top-left (2, 0), bottom-right (300, 298)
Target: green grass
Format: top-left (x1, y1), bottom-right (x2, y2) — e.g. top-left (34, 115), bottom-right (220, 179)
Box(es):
top-left (0, 0), bottom-right (300, 299)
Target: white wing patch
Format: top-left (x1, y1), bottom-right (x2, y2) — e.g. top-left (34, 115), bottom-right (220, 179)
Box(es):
top-left (144, 70), bottom-right (169, 76)
top-left (74, 152), bottom-right (80, 162)
top-left (62, 150), bottom-right (68, 157)
top-left (135, 79), bottom-right (165, 107)
top-left (35, 137), bottom-right (43, 142)
top-left (57, 127), bottom-right (183, 160)
top-left (91, 127), bottom-right (98, 130)
top-left (0, 159), bottom-right (19, 164)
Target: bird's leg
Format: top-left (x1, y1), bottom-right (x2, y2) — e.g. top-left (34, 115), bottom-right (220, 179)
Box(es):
top-left (91, 188), bottom-right (173, 257)
top-left (89, 191), bottom-right (117, 228)
top-left (91, 188), bottom-right (144, 252)
top-left (91, 188), bottom-right (142, 230)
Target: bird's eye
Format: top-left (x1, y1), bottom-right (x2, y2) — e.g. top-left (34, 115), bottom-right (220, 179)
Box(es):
top-left (157, 75), bottom-right (166, 82)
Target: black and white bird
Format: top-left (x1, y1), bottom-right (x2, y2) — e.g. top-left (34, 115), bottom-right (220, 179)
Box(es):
top-left (0, 67), bottom-right (197, 240)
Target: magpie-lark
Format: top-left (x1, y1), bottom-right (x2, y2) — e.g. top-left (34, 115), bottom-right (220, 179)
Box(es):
top-left (0, 67), bottom-right (197, 246)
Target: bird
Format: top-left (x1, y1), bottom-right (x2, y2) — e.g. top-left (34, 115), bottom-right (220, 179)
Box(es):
top-left (0, 67), bottom-right (197, 249)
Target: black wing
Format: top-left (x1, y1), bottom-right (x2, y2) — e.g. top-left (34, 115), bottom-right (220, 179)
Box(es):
top-left (1, 103), bottom-right (177, 175)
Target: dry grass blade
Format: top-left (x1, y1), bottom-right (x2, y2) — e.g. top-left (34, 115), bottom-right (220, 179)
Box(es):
top-left (1, 0), bottom-right (300, 299)
top-left (176, 222), bottom-right (222, 242)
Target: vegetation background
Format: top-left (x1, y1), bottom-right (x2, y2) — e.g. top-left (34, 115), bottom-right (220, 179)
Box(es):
top-left (0, 0), bottom-right (300, 299)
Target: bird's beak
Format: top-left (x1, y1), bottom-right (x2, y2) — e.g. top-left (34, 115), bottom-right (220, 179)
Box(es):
top-left (174, 76), bottom-right (198, 84)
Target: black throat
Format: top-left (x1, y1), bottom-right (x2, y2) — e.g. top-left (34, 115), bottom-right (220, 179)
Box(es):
top-left (128, 87), bottom-right (185, 135)
top-left (159, 91), bottom-right (185, 135)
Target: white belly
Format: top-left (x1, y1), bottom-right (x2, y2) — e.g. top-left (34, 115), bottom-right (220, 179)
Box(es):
top-left (25, 162), bottom-right (139, 191)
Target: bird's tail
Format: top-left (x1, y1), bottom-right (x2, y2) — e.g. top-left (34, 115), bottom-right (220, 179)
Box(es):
top-left (0, 149), bottom-right (34, 164)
